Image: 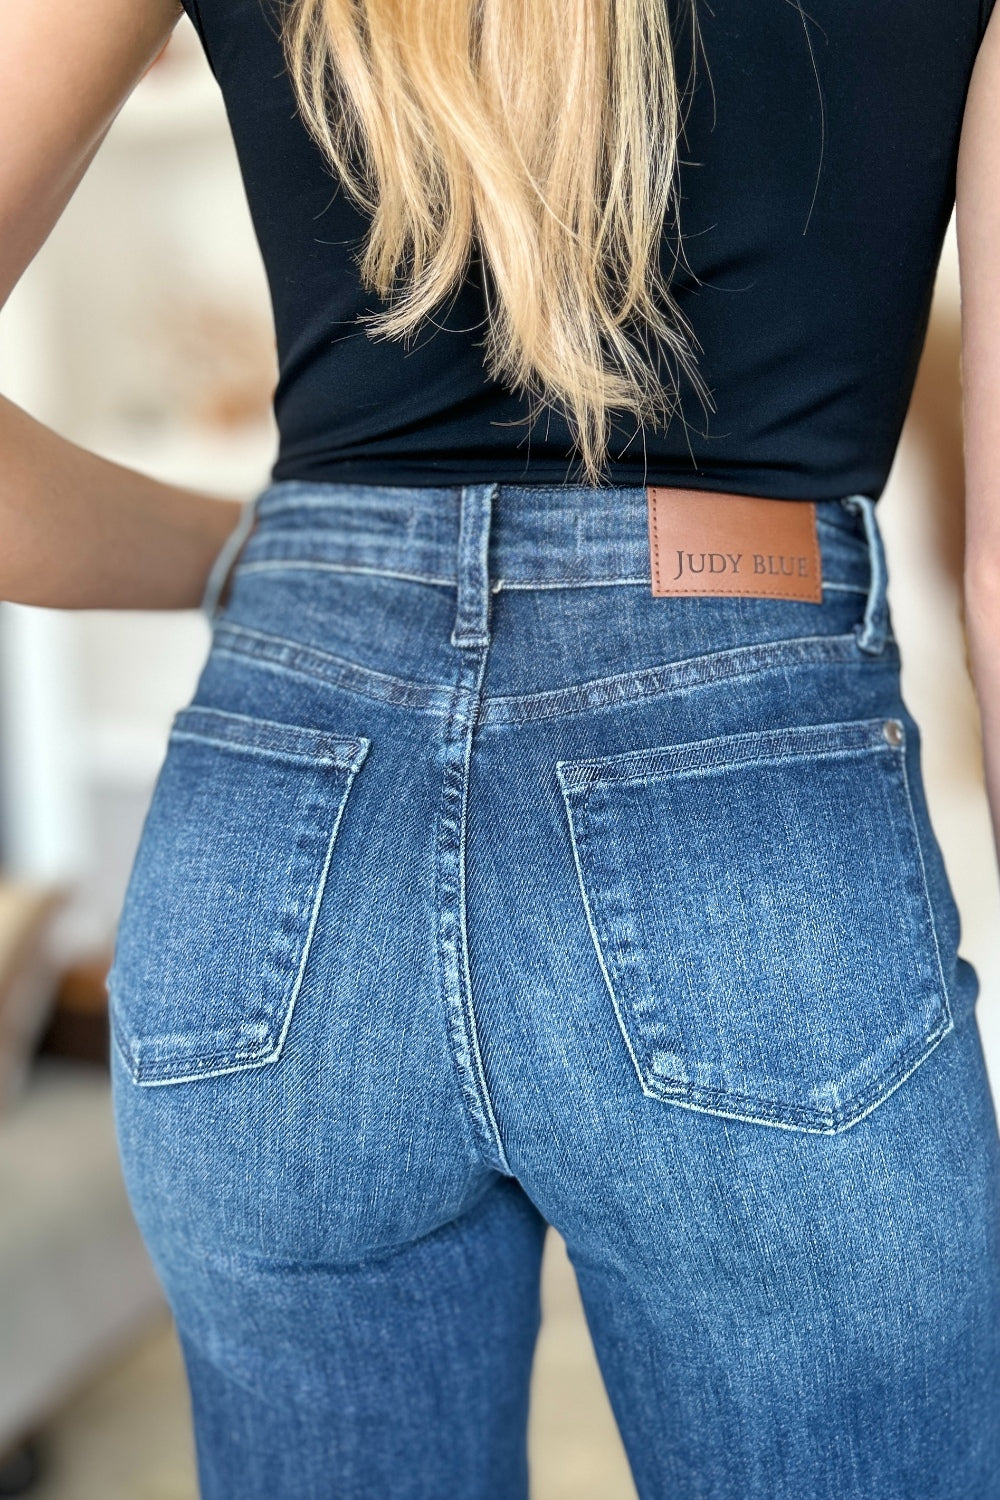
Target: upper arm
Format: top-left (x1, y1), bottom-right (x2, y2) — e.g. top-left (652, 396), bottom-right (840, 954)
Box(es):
top-left (0, 0), bottom-right (184, 310)
top-left (957, 2), bottom-right (1000, 577)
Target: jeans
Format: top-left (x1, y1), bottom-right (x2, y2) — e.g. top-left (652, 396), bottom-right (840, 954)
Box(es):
top-left (108, 480), bottom-right (1000, 1499)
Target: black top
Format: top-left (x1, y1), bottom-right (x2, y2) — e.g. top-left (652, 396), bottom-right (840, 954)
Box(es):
top-left (180, 0), bottom-right (995, 499)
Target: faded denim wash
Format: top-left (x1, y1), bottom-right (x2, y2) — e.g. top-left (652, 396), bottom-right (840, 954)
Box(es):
top-left (108, 480), bottom-right (1000, 1499)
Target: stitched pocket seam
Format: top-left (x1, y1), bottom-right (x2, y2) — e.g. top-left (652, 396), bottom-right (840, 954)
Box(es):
top-left (109, 716), bottom-right (370, 1086)
top-left (557, 718), bottom-right (954, 1133)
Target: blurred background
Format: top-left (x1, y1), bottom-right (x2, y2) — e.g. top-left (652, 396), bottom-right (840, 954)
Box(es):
top-left (0, 19), bottom-right (996, 1498)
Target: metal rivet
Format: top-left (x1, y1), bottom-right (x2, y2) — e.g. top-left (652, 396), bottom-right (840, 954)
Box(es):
top-left (882, 718), bottom-right (904, 747)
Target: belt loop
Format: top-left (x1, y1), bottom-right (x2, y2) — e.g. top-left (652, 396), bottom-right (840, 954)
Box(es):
top-left (200, 492), bottom-right (260, 624)
top-left (839, 493), bottom-right (889, 655)
top-left (451, 484), bottom-right (497, 649)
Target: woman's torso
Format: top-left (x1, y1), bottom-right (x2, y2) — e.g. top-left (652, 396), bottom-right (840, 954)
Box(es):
top-left (180, 0), bottom-right (995, 499)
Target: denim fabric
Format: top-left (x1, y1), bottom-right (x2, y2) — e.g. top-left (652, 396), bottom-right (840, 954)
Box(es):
top-left (108, 481), bottom-right (1000, 1499)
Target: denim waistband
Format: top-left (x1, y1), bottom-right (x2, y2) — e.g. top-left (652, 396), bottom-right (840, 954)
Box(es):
top-left (220, 479), bottom-right (888, 655)
top-left (243, 480), bottom-right (870, 582)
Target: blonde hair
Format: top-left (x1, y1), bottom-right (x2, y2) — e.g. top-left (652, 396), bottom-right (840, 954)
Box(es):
top-left (278, 0), bottom-right (709, 484)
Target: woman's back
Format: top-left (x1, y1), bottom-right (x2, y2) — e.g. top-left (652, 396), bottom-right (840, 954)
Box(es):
top-left (185, 0), bottom-right (993, 498)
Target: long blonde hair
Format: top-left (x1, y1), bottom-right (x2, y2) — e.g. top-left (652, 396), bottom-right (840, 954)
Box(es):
top-left (278, 0), bottom-right (709, 483)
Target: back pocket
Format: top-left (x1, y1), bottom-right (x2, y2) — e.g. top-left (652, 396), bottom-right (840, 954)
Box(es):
top-left (556, 716), bottom-right (952, 1132)
top-left (108, 706), bottom-right (370, 1086)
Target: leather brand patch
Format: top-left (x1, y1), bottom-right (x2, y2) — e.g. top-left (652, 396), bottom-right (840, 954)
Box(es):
top-left (646, 487), bottom-right (822, 602)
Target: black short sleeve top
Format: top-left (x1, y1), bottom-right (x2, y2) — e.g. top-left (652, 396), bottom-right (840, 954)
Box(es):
top-left (179, 0), bottom-right (997, 497)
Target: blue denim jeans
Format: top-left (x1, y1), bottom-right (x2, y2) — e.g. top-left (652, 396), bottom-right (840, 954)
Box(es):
top-left (108, 481), bottom-right (1000, 1499)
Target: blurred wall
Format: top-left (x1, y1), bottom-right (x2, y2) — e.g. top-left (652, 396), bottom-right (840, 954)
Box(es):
top-left (880, 228), bottom-right (1000, 1086)
top-left (0, 20), bottom-right (276, 952)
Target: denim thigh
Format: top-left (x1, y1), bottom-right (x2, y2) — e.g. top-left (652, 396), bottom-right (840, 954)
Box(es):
top-left (107, 482), bottom-right (1000, 1500)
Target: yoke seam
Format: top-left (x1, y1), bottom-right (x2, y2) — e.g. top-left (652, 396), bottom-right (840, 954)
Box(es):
top-left (479, 633), bottom-right (897, 727)
top-left (210, 622), bottom-right (896, 727)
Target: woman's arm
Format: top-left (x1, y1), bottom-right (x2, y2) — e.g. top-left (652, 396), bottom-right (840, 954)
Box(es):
top-left (957, 4), bottom-right (1000, 865)
top-left (0, 0), bottom-right (245, 609)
